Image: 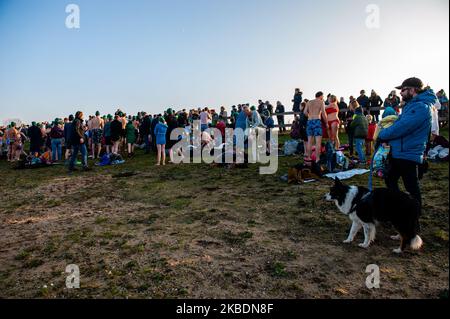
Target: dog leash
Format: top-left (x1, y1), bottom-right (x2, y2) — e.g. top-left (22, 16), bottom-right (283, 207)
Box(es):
top-left (368, 145), bottom-right (381, 192)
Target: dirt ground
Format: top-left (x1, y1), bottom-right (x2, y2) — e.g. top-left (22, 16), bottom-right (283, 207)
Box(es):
top-left (0, 136), bottom-right (448, 299)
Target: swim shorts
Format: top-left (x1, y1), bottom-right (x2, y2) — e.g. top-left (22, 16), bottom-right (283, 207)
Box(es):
top-left (306, 119), bottom-right (323, 137)
top-left (92, 129), bottom-right (103, 144)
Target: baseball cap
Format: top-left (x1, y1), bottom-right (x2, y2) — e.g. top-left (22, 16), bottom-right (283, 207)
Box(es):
top-left (395, 77), bottom-right (424, 90)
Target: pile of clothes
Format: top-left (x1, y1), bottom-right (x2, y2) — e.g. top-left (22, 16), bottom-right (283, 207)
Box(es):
top-left (427, 136), bottom-right (449, 162)
top-left (95, 153), bottom-right (126, 166)
top-left (14, 151), bottom-right (52, 169)
top-left (323, 142), bottom-right (360, 173)
top-left (283, 140), bottom-right (304, 156)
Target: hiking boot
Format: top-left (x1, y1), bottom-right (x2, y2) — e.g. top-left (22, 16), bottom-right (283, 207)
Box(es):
top-left (68, 167), bottom-right (79, 173)
top-left (82, 166), bottom-right (92, 172)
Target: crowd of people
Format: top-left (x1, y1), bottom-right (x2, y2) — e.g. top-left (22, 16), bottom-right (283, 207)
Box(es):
top-left (291, 86), bottom-right (447, 167)
top-left (0, 85), bottom-right (448, 172)
top-left (0, 78), bottom-right (447, 222)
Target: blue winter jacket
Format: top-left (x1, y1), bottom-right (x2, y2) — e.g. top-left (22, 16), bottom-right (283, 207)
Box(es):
top-left (235, 111), bottom-right (248, 131)
top-left (378, 89), bottom-right (435, 164)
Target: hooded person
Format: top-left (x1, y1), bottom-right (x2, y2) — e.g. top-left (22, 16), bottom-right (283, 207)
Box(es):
top-left (378, 77), bottom-right (434, 213)
top-left (382, 106), bottom-right (397, 118)
top-left (28, 121), bottom-right (43, 155)
top-left (350, 107), bottom-right (368, 164)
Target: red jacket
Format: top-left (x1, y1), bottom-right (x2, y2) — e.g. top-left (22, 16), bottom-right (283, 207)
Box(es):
top-left (366, 123), bottom-right (377, 141)
top-left (216, 121), bottom-right (226, 138)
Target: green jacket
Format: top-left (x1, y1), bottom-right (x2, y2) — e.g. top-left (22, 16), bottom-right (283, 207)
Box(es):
top-left (125, 122), bottom-right (136, 144)
top-left (350, 115), bottom-right (368, 139)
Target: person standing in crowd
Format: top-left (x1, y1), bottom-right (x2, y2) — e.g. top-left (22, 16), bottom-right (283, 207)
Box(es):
top-left (28, 121), bottom-right (43, 155)
top-left (102, 114), bottom-right (113, 154)
top-left (200, 108), bottom-right (211, 132)
top-left (235, 105), bottom-right (249, 133)
top-left (369, 90), bottom-right (383, 122)
top-left (325, 93), bottom-right (331, 106)
top-left (110, 114), bottom-right (123, 154)
top-left (6, 122), bottom-right (19, 162)
top-left (299, 102), bottom-right (309, 153)
top-left (166, 109), bottom-right (178, 160)
top-left (260, 103), bottom-right (270, 124)
top-left (357, 90), bottom-right (370, 115)
top-left (384, 90), bottom-right (401, 114)
top-left (325, 95), bottom-right (341, 150)
top-left (68, 111), bottom-right (90, 172)
top-left (44, 123), bottom-right (52, 153)
top-left (88, 111), bottom-right (104, 159)
top-left (349, 96), bottom-right (356, 104)
top-left (378, 77), bottom-right (434, 212)
top-left (338, 97), bottom-right (348, 129)
top-left (436, 89), bottom-right (448, 119)
top-left (154, 117), bottom-right (168, 166)
top-left (365, 115), bottom-right (376, 158)
top-left (430, 96), bottom-right (440, 138)
top-left (248, 106), bottom-right (266, 129)
top-left (292, 88), bottom-right (303, 113)
top-left (140, 113), bottom-right (152, 154)
top-left (177, 110), bottom-right (187, 128)
top-left (257, 100), bottom-right (265, 115)
top-left (350, 106), bottom-right (368, 166)
top-left (230, 105), bottom-right (238, 128)
top-left (275, 101), bottom-right (286, 133)
top-left (304, 92), bottom-right (328, 163)
top-left (216, 115), bottom-right (226, 139)
top-left (346, 100), bottom-right (358, 157)
top-left (125, 119), bottom-right (136, 158)
top-left (264, 113), bottom-right (275, 153)
top-left (120, 112), bottom-right (127, 152)
top-left (50, 119), bottom-right (64, 162)
top-left (38, 123), bottom-right (46, 152)
top-left (219, 106), bottom-right (228, 126)
top-left (64, 115), bottom-right (74, 160)
top-left (266, 101), bottom-right (274, 116)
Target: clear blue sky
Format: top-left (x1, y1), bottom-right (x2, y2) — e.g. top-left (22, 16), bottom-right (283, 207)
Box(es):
top-left (0, 0), bottom-right (448, 123)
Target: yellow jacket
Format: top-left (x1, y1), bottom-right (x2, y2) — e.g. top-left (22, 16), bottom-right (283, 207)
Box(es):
top-left (373, 115), bottom-right (399, 141)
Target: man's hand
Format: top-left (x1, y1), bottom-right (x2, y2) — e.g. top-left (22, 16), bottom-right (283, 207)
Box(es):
top-left (80, 138), bottom-right (84, 144)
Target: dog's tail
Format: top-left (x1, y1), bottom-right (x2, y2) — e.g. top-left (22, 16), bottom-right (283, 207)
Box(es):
top-left (410, 235), bottom-right (423, 250)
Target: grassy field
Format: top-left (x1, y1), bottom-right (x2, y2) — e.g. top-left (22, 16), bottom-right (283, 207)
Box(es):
top-left (0, 129), bottom-right (448, 299)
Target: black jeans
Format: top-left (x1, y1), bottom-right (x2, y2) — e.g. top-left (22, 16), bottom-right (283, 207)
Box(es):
top-left (384, 157), bottom-right (422, 212)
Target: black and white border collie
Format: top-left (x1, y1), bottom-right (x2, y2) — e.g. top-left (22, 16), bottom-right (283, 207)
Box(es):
top-left (325, 178), bottom-right (423, 254)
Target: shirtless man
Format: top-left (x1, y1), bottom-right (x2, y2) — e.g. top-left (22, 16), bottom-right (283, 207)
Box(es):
top-left (6, 122), bottom-right (19, 162)
top-left (121, 113), bottom-right (127, 153)
top-left (304, 91), bottom-right (328, 163)
top-left (88, 111), bottom-right (104, 159)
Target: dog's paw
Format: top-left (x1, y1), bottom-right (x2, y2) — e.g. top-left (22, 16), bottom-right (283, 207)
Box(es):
top-left (390, 234), bottom-right (401, 241)
top-left (358, 243), bottom-right (370, 249)
top-left (392, 248), bottom-right (403, 254)
top-left (343, 239), bottom-right (353, 244)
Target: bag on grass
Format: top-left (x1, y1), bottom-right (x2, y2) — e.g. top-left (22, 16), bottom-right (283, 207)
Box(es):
top-left (284, 140), bottom-right (299, 156)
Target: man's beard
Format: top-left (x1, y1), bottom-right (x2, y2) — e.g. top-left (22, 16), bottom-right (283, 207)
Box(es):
top-left (403, 93), bottom-right (414, 102)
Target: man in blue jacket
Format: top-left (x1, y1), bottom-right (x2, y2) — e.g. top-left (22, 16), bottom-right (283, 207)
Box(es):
top-left (378, 77), bottom-right (435, 210)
